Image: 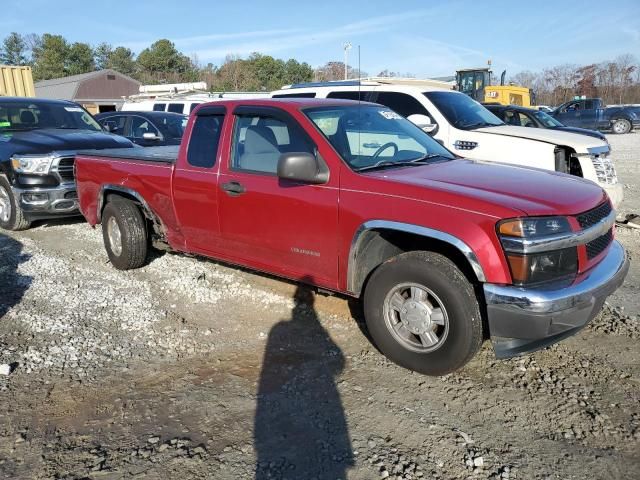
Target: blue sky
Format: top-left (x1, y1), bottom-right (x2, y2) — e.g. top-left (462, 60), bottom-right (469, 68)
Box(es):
top-left (2, 0), bottom-right (639, 77)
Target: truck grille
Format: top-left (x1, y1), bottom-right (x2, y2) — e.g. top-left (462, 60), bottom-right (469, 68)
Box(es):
top-left (55, 157), bottom-right (75, 183)
top-left (591, 156), bottom-right (618, 185)
top-left (576, 201), bottom-right (612, 229)
top-left (586, 228), bottom-right (613, 259)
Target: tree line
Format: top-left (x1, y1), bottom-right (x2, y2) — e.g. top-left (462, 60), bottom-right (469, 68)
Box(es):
top-left (508, 54), bottom-right (639, 106)
top-left (2, 32), bottom-right (638, 104)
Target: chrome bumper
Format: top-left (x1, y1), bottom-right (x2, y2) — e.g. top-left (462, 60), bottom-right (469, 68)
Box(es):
top-left (12, 184), bottom-right (79, 216)
top-left (484, 240), bottom-right (629, 358)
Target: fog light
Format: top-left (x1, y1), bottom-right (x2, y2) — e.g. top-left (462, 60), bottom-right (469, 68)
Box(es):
top-left (22, 192), bottom-right (49, 203)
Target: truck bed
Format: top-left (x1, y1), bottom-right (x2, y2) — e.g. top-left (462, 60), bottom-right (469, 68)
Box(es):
top-left (77, 145), bottom-right (179, 164)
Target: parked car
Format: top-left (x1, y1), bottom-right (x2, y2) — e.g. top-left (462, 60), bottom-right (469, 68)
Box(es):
top-left (95, 111), bottom-right (188, 147)
top-left (75, 98), bottom-right (628, 376)
top-left (485, 104), bottom-right (607, 142)
top-left (121, 99), bottom-right (206, 115)
top-left (0, 97), bottom-right (135, 231)
top-left (271, 82), bottom-right (623, 208)
top-left (551, 98), bottom-right (640, 134)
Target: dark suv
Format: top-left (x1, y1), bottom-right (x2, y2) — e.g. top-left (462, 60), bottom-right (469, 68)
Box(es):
top-left (95, 111), bottom-right (188, 147)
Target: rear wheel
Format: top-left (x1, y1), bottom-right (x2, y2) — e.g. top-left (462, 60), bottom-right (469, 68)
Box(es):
top-left (0, 176), bottom-right (31, 231)
top-left (101, 198), bottom-right (148, 270)
top-left (612, 119), bottom-right (631, 134)
top-left (363, 251), bottom-right (483, 376)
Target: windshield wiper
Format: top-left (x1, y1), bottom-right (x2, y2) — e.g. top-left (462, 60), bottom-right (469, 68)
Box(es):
top-left (355, 154), bottom-right (447, 172)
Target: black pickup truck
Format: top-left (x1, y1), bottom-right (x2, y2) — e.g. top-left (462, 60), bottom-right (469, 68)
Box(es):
top-left (0, 97), bottom-right (135, 230)
top-left (551, 98), bottom-right (640, 134)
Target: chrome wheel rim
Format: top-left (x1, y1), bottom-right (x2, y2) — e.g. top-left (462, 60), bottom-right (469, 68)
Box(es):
top-left (0, 186), bottom-right (11, 223)
top-left (383, 283), bottom-right (449, 353)
top-left (613, 120), bottom-right (628, 134)
top-left (107, 216), bottom-right (123, 257)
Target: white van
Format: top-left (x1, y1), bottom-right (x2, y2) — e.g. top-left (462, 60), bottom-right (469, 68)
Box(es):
top-left (271, 81), bottom-right (623, 208)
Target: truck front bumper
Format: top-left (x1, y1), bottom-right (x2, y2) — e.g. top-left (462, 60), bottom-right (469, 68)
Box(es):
top-left (12, 184), bottom-right (80, 219)
top-left (484, 240), bottom-right (629, 358)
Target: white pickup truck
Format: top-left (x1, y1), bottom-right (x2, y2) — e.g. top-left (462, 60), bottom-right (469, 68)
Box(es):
top-left (272, 82), bottom-right (623, 208)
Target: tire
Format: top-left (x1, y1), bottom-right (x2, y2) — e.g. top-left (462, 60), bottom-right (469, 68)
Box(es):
top-left (0, 176), bottom-right (31, 231)
top-left (363, 251), bottom-right (483, 376)
top-left (101, 198), bottom-right (148, 270)
top-left (612, 118), bottom-right (631, 134)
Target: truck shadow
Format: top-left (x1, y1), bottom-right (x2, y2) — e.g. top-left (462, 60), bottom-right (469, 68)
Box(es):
top-left (254, 282), bottom-right (354, 479)
top-left (0, 233), bottom-right (32, 320)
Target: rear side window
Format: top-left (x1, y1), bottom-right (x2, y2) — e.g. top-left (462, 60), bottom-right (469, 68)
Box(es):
top-left (327, 91), bottom-right (372, 101)
top-left (168, 103), bottom-right (184, 114)
top-left (375, 92), bottom-right (429, 118)
top-left (187, 115), bottom-right (224, 168)
top-left (153, 103), bottom-right (166, 111)
top-left (272, 92), bottom-right (316, 98)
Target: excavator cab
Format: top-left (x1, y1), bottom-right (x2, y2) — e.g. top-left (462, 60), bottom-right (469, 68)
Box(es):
top-left (456, 67), bottom-right (533, 107)
top-left (455, 68), bottom-right (491, 103)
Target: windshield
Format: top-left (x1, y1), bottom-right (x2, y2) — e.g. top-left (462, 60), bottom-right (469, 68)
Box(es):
top-left (424, 91), bottom-right (504, 130)
top-left (304, 105), bottom-right (454, 171)
top-left (532, 110), bottom-right (564, 128)
top-left (0, 101), bottom-right (101, 132)
top-left (153, 114), bottom-right (188, 140)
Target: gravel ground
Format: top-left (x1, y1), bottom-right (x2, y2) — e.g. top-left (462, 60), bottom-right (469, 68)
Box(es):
top-left (1, 133), bottom-right (639, 479)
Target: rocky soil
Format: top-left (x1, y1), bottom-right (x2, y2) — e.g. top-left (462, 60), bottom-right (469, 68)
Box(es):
top-left (0, 133), bottom-right (639, 479)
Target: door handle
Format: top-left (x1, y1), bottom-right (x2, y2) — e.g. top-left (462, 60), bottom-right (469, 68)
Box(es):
top-left (221, 181), bottom-right (246, 196)
top-left (363, 142), bottom-right (381, 148)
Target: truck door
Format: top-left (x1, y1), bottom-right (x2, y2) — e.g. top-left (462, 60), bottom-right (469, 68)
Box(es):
top-left (580, 99), bottom-right (597, 129)
top-left (217, 106), bottom-right (339, 288)
top-left (172, 106), bottom-right (226, 253)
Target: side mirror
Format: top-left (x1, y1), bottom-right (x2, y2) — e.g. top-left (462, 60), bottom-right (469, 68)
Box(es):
top-left (142, 132), bottom-right (161, 141)
top-left (277, 152), bottom-right (329, 184)
top-left (407, 114), bottom-right (438, 135)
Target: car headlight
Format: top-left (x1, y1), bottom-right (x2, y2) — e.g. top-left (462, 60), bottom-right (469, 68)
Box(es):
top-left (498, 217), bottom-right (578, 285)
top-left (10, 154), bottom-right (54, 174)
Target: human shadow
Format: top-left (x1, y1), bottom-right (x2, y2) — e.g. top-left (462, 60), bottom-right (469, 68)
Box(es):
top-left (0, 233), bottom-right (31, 321)
top-left (254, 283), bottom-right (354, 479)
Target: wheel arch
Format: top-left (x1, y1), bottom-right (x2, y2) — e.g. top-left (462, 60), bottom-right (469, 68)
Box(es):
top-left (98, 184), bottom-right (168, 245)
top-left (347, 220), bottom-right (486, 296)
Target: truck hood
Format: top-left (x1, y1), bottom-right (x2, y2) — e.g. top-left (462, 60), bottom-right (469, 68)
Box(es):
top-left (1, 128), bottom-right (134, 156)
top-left (476, 125), bottom-right (606, 152)
top-left (367, 159), bottom-right (606, 217)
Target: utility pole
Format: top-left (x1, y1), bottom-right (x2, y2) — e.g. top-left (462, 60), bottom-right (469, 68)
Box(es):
top-left (343, 42), bottom-right (352, 80)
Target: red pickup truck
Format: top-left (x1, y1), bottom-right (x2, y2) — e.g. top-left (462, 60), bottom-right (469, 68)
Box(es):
top-left (75, 98), bottom-right (629, 375)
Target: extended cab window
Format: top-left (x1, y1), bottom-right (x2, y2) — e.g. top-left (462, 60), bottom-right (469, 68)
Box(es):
top-left (231, 114), bottom-right (313, 174)
top-left (187, 115), bottom-right (224, 168)
top-left (327, 91), bottom-right (372, 101)
top-left (375, 92), bottom-right (430, 118)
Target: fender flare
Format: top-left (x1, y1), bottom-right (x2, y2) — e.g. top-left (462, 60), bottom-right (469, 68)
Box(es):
top-left (347, 220), bottom-right (486, 295)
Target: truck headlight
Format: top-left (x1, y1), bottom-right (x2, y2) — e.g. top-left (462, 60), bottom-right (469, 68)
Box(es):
top-left (498, 217), bottom-right (578, 285)
top-left (11, 154), bottom-right (54, 174)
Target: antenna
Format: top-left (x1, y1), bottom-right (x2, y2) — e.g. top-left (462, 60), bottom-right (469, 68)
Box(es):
top-left (358, 45), bottom-right (361, 161)
top-left (358, 45), bottom-right (361, 102)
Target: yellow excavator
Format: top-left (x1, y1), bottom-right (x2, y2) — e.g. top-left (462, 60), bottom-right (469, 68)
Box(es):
top-left (455, 67), bottom-right (533, 106)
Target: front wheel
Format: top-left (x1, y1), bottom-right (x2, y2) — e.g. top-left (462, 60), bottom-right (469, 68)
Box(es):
top-left (0, 176), bottom-right (31, 231)
top-left (101, 198), bottom-right (148, 270)
top-left (363, 251), bottom-right (483, 376)
top-left (612, 119), bottom-right (631, 134)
